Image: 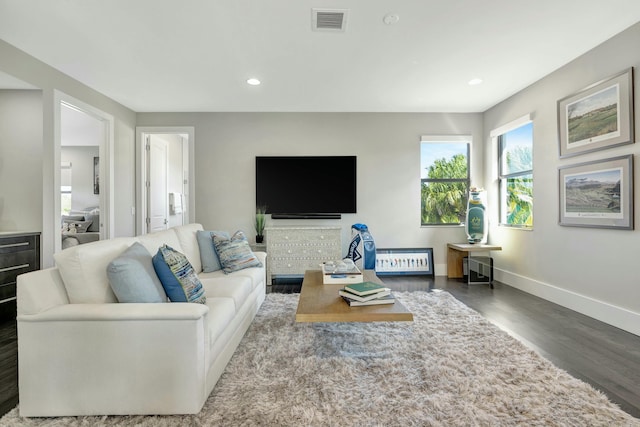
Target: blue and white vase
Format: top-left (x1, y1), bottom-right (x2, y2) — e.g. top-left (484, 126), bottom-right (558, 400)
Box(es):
top-left (465, 190), bottom-right (487, 244)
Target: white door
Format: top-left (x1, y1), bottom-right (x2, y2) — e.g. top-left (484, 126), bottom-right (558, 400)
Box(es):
top-left (147, 135), bottom-right (169, 233)
top-left (136, 127), bottom-right (194, 236)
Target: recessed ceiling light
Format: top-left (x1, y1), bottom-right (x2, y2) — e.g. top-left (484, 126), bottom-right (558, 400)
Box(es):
top-left (468, 78), bottom-right (483, 86)
top-left (247, 78), bottom-right (261, 86)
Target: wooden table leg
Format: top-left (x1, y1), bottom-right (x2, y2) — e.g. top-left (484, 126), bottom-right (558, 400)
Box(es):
top-left (447, 247), bottom-right (464, 278)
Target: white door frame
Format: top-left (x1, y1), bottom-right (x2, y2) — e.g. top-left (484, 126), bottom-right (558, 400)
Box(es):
top-left (135, 127), bottom-right (195, 235)
top-left (47, 91), bottom-right (114, 267)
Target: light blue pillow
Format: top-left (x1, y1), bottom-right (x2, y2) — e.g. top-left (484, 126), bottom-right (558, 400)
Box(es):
top-left (212, 230), bottom-right (263, 274)
top-left (107, 242), bottom-right (167, 303)
top-left (196, 230), bottom-right (229, 273)
top-left (152, 244), bottom-right (206, 304)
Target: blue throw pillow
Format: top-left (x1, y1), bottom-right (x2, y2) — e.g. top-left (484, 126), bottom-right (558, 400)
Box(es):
top-left (152, 244), bottom-right (206, 304)
top-left (196, 230), bottom-right (229, 273)
top-left (107, 242), bottom-right (167, 303)
top-left (212, 230), bottom-right (263, 274)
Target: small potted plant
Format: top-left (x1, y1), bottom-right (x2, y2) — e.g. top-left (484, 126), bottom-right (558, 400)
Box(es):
top-left (254, 206), bottom-right (267, 243)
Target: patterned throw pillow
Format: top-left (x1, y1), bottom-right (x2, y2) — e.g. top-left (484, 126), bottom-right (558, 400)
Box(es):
top-left (152, 244), bottom-right (206, 304)
top-left (212, 230), bottom-right (263, 274)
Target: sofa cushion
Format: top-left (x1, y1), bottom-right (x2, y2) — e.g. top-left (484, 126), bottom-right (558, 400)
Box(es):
top-left (212, 231), bottom-right (263, 274)
top-left (199, 273), bottom-right (253, 312)
top-left (137, 228), bottom-right (181, 258)
top-left (196, 230), bottom-right (228, 273)
top-left (223, 262), bottom-right (265, 290)
top-left (152, 245), bottom-right (206, 304)
top-left (107, 242), bottom-right (167, 303)
top-left (205, 297), bottom-right (236, 351)
top-left (173, 223), bottom-right (204, 273)
top-left (61, 214), bottom-right (85, 224)
top-left (84, 213), bottom-right (100, 232)
top-left (54, 237), bottom-right (134, 303)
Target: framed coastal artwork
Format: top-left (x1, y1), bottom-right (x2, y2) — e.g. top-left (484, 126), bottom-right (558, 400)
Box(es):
top-left (558, 155), bottom-right (633, 229)
top-left (557, 68), bottom-right (634, 158)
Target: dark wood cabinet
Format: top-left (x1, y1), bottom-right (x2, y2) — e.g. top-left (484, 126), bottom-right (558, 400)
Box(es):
top-left (0, 232), bottom-right (40, 415)
top-left (0, 232), bottom-right (40, 319)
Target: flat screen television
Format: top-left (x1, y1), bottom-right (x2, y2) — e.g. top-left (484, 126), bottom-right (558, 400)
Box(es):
top-left (256, 156), bottom-right (357, 219)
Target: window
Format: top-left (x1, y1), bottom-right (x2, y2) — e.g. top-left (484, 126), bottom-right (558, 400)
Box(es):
top-left (61, 162), bottom-right (72, 215)
top-left (61, 186), bottom-right (72, 216)
top-left (496, 119), bottom-right (533, 228)
top-left (420, 136), bottom-right (470, 226)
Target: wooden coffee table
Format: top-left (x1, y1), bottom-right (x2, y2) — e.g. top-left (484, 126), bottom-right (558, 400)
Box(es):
top-left (295, 269), bottom-right (413, 322)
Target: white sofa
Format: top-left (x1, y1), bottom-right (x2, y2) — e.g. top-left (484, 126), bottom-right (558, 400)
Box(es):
top-left (16, 223), bottom-right (266, 417)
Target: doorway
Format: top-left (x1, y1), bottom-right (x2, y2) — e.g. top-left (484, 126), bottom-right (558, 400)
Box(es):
top-left (60, 103), bottom-right (104, 248)
top-left (52, 91), bottom-right (114, 264)
top-left (136, 127), bottom-right (195, 235)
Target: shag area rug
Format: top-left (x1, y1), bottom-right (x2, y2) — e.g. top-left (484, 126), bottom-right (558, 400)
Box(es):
top-left (2, 291), bottom-right (638, 427)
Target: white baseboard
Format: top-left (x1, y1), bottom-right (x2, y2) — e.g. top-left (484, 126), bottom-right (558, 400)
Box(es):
top-left (495, 268), bottom-right (640, 337)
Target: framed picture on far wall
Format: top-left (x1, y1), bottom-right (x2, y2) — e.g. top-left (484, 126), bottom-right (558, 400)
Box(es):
top-left (557, 68), bottom-right (634, 158)
top-left (375, 248), bottom-right (434, 276)
top-left (93, 156), bottom-right (99, 194)
top-left (559, 155), bottom-right (633, 230)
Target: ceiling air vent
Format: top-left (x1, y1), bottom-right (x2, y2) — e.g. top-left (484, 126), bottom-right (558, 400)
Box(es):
top-left (312, 8), bottom-right (349, 32)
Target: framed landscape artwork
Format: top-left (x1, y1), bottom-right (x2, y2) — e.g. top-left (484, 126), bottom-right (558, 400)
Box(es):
top-left (557, 68), bottom-right (634, 158)
top-left (558, 155), bottom-right (633, 229)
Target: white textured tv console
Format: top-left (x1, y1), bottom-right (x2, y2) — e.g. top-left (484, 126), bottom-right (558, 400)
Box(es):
top-left (265, 226), bottom-right (342, 284)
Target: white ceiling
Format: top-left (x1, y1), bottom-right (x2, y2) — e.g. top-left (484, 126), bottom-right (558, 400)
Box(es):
top-left (1, 1), bottom-right (639, 113)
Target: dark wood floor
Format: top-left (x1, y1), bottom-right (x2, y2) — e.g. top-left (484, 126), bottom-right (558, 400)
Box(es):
top-left (1, 277), bottom-right (638, 419)
top-left (0, 304), bottom-right (17, 417)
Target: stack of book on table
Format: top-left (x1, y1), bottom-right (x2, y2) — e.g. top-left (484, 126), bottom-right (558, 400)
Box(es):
top-left (339, 281), bottom-right (395, 306)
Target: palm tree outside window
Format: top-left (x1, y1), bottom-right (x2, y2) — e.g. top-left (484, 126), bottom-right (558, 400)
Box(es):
top-left (420, 136), bottom-right (471, 226)
top-left (496, 120), bottom-right (534, 228)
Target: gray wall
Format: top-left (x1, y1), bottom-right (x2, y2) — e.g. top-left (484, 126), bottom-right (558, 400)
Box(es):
top-left (483, 22), bottom-right (640, 334)
top-left (0, 90), bottom-right (43, 231)
top-left (0, 39), bottom-right (137, 267)
top-left (60, 146), bottom-right (100, 211)
top-left (136, 112), bottom-right (484, 272)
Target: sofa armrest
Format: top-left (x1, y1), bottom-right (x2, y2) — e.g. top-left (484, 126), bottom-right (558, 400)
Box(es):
top-left (17, 268), bottom-right (70, 316)
top-left (17, 301), bottom-right (208, 322)
top-left (18, 302), bottom-right (211, 416)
